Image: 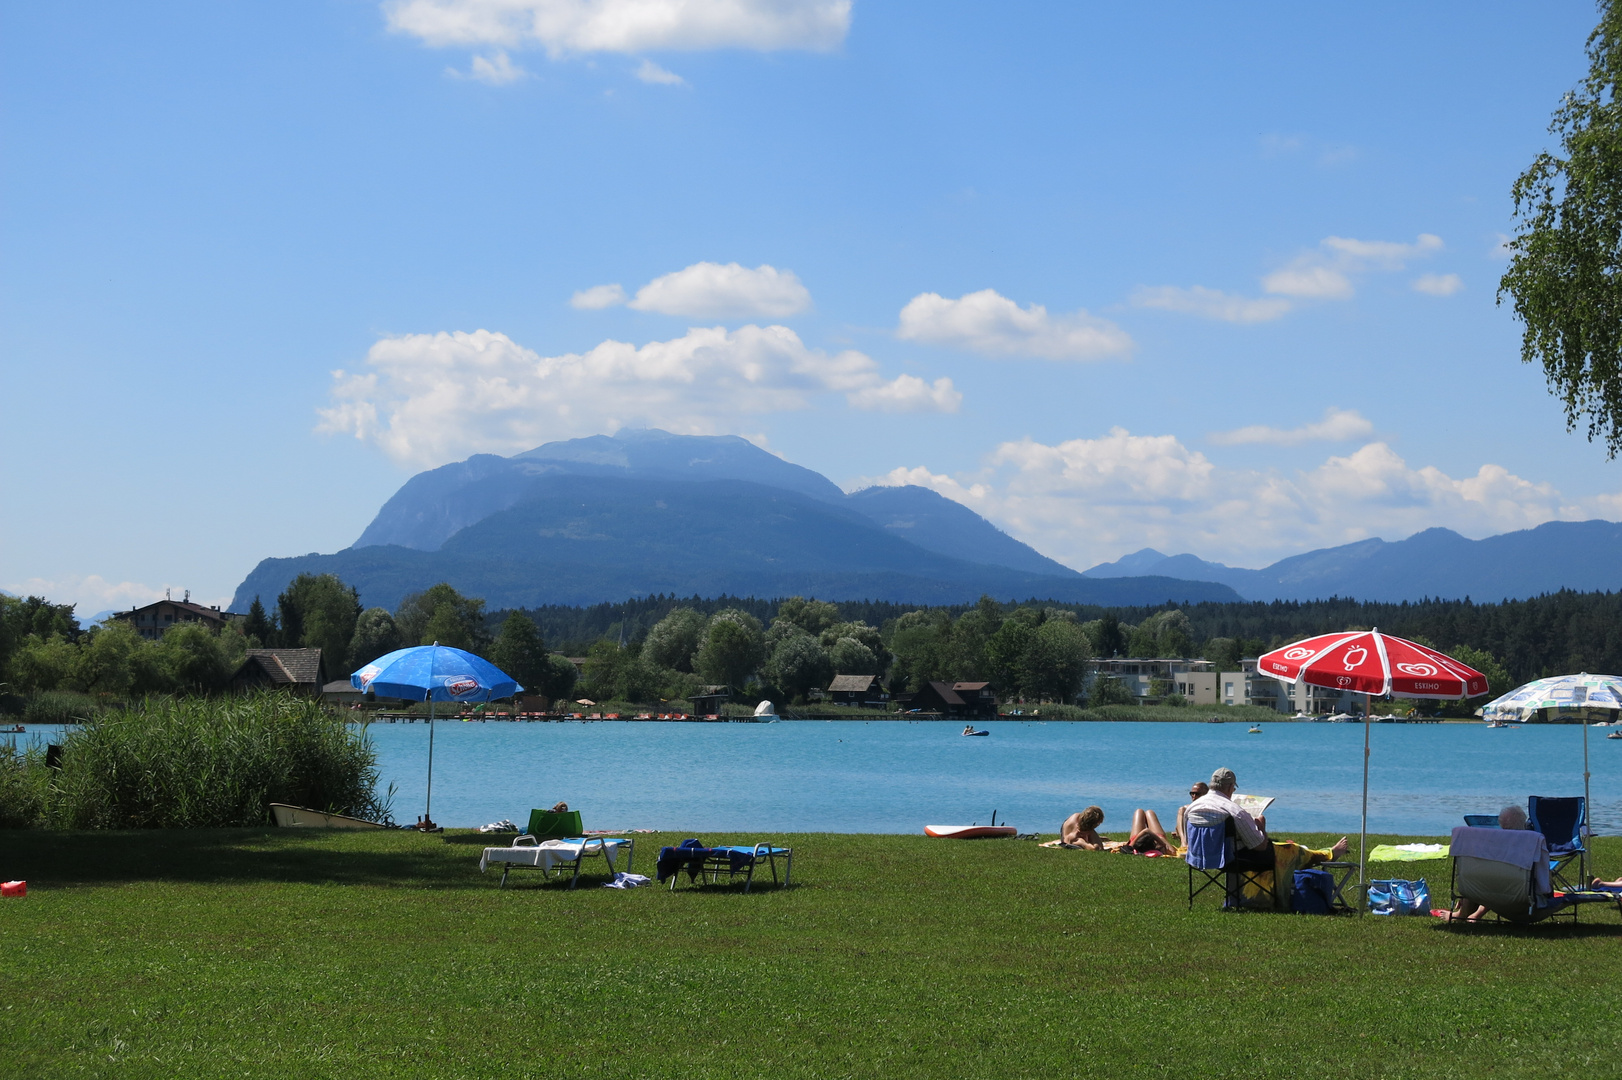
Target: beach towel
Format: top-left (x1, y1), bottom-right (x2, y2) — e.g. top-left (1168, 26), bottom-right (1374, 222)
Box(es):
top-left (602, 872), bottom-right (652, 889)
top-left (1367, 843), bottom-right (1448, 863)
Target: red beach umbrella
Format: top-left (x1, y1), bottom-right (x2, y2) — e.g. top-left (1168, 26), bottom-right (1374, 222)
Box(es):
top-left (1255, 628), bottom-right (1490, 900)
top-left (1257, 629), bottom-right (1489, 700)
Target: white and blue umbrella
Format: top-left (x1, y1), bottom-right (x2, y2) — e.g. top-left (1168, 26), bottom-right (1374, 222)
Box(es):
top-left (1481, 673), bottom-right (1622, 832)
top-left (1480, 673), bottom-right (1622, 722)
top-left (352, 643), bottom-right (523, 827)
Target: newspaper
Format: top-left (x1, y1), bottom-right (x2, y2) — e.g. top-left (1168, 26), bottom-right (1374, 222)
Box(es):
top-left (1232, 793), bottom-right (1275, 817)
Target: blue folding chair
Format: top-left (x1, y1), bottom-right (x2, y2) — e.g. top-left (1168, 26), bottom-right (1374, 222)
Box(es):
top-left (1527, 795), bottom-right (1586, 892)
top-left (1185, 820), bottom-right (1275, 910)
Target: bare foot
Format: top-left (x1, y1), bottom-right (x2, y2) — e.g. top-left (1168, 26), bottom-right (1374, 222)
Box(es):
top-left (1330, 837), bottom-right (1349, 860)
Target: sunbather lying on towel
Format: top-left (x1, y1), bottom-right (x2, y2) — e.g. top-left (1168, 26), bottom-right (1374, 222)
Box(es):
top-left (1041, 806), bottom-right (1176, 854)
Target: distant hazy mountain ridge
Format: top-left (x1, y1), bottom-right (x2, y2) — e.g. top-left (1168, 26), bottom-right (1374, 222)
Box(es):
top-left (234, 430), bottom-right (1239, 611)
top-left (1083, 520), bottom-right (1622, 602)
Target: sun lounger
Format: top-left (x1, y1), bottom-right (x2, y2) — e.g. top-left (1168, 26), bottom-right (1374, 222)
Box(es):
top-left (1448, 825), bottom-right (1619, 925)
top-left (655, 839), bottom-right (793, 892)
top-left (481, 836), bottom-right (635, 889)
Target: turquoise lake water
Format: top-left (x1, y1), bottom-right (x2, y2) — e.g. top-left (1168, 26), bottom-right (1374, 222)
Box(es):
top-left (356, 719), bottom-right (1622, 837)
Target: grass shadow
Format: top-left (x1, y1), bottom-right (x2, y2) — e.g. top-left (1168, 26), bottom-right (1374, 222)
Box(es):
top-left (4, 827), bottom-right (495, 890)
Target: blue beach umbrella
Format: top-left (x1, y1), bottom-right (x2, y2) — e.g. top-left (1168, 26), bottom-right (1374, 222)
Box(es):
top-left (352, 643), bottom-right (523, 827)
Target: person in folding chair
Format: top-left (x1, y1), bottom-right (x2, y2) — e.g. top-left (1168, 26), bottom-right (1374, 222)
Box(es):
top-left (1185, 767), bottom-right (1347, 910)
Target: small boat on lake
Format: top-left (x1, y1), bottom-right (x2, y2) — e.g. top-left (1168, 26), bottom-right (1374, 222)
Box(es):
top-left (961, 727), bottom-right (990, 736)
top-left (270, 803), bottom-right (388, 829)
top-left (1608, 731), bottom-right (1622, 740)
top-left (1248, 726), bottom-right (1262, 734)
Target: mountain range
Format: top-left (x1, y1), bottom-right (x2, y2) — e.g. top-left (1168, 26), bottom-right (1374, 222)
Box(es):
top-left (1083, 520), bottom-right (1622, 602)
top-left (231, 431), bottom-right (1240, 612)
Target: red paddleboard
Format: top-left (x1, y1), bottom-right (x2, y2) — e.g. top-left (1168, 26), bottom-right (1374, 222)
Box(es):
top-left (924, 824), bottom-right (1017, 839)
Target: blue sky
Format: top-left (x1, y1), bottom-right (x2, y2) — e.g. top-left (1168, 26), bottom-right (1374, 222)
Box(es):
top-left (1, 1), bottom-right (1614, 614)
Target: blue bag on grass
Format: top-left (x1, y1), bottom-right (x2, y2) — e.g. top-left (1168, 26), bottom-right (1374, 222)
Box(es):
top-left (1367, 878), bottom-right (1428, 915)
top-left (1291, 868), bottom-right (1335, 914)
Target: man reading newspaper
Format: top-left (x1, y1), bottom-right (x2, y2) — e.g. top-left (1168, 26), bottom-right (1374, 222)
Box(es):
top-left (1185, 767), bottom-right (1275, 872)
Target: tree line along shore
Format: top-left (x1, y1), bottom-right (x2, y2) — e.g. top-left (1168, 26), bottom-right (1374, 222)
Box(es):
top-left (8, 576), bottom-right (1622, 723)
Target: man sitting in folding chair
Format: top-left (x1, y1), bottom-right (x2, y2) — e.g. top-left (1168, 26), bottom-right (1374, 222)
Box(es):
top-left (1185, 767), bottom-right (1350, 910)
top-left (1185, 767), bottom-right (1277, 908)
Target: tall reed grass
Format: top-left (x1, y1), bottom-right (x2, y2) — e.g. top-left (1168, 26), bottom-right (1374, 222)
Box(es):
top-left (0, 692), bottom-right (389, 828)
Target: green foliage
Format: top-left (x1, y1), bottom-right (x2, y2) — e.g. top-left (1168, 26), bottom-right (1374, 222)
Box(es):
top-left (828, 635), bottom-right (878, 676)
top-left (642, 607), bottom-right (707, 672)
top-left (10, 634), bottom-right (78, 693)
top-left (1088, 675), bottom-right (1138, 707)
top-left (765, 630), bottom-right (833, 702)
top-left (0, 743), bottom-right (49, 827)
top-left (694, 609), bottom-right (765, 687)
top-left (396, 583), bottom-right (488, 652)
top-left (242, 596), bottom-right (274, 646)
top-left (1447, 643), bottom-right (1514, 699)
top-left (348, 607), bottom-right (403, 670)
top-left (487, 611), bottom-right (548, 692)
top-left (22, 690), bottom-right (100, 725)
top-left (773, 596), bottom-right (841, 636)
top-left (276, 574), bottom-right (362, 673)
top-left (536, 653), bottom-right (581, 702)
top-left (1126, 610), bottom-right (1194, 658)
top-left (34, 693), bottom-right (387, 828)
top-left (1501, 2), bottom-right (1622, 456)
top-left (578, 640), bottom-right (677, 703)
top-left (1023, 618), bottom-right (1091, 701)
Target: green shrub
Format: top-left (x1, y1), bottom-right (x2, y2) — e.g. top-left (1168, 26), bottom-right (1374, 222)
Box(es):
top-left (44, 692), bottom-right (389, 829)
top-left (22, 690), bottom-right (98, 725)
top-left (0, 743), bottom-right (48, 827)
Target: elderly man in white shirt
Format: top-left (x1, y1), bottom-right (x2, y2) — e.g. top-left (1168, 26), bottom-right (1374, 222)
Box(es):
top-left (1184, 766), bottom-right (1273, 871)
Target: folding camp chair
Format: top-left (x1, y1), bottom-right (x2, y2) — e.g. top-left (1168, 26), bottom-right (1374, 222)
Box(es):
top-left (1527, 796), bottom-right (1587, 893)
top-left (1185, 820), bottom-right (1276, 910)
top-left (1462, 814), bottom-right (1500, 828)
top-left (1448, 825), bottom-right (1618, 926)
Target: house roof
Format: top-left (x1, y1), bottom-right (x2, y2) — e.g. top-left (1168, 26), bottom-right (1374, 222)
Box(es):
top-left (112, 599), bottom-right (228, 624)
top-left (828, 674), bottom-right (878, 692)
top-left (322, 679), bottom-right (359, 694)
top-left (696, 685), bottom-right (732, 696)
top-left (237, 648), bottom-right (324, 686)
top-left (952, 681), bottom-right (991, 692)
top-left (925, 681), bottom-right (966, 706)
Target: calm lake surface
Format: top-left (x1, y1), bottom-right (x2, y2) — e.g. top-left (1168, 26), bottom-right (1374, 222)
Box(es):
top-left (355, 719), bottom-right (1622, 837)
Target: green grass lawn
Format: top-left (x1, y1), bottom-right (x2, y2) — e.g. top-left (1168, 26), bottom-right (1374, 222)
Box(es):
top-left (4, 829), bottom-right (1621, 1079)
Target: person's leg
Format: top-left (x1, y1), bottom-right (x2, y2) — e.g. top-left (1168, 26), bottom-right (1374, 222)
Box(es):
top-left (1135, 809), bottom-right (1173, 853)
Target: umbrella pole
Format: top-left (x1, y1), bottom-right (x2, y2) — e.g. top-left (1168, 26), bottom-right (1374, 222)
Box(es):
top-left (425, 692), bottom-right (436, 826)
top-left (1584, 715), bottom-right (1592, 844)
top-left (1360, 692), bottom-right (1371, 900)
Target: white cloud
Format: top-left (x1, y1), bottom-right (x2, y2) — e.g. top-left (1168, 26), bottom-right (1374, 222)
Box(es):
top-left (863, 432), bottom-right (1614, 573)
top-left (317, 324), bottom-right (955, 467)
top-left (570, 283), bottom-right (628, 309)
top-left (626, 262), bottom-right (811, 318)
top-left (384, 0), bottom-right (851, 54)
top-left (1412, 272), bottom-right (1463, 297)
top-left (450, 49), bottom-right (527, 83)
top-left (1130, 284), bottom-right (1292, 324)
top-left (635, 58), bottom-right (684, 84)
top-left (1491, 232), bottom-right (1514, 260)
top-left (895, 288), bottom-right (1132, 361)
top-left (3, 575), bottom-right (181, 616)
top-left (1259, 233), bottom-right (1444, 302)
top-left (1321, 233), bottom-right (1443, 268)
top-left (1209, 407), bottom-right (1375, 447)
top-left (846, 374), bottom-right (962, 414)
top-left (1261, 263), bottom-right (1355, 300)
